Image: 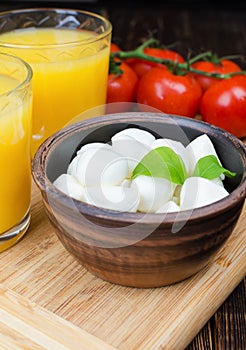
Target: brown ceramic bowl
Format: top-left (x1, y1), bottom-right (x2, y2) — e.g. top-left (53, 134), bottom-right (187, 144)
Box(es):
top-left (32, 113), bottom-right (246, 288)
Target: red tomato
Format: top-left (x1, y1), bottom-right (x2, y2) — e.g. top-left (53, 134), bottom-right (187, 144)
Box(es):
top-left (110, 43), bottom-right (121, 52)
top-left (191, 59), bottom-right (241, 91)
top-left (127, 47), bottom-right (185, 78)
top-left (137, 67), bottom-right (202, 118)
top-left (200, 75), bottom-right (246, 138)
top-left (107, 62), bottom-right (138, 112)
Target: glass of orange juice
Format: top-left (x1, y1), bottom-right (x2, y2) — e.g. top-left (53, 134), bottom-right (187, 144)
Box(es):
top-left (0, 52), bottom-right (33, 252)
top-left (0, 8), bottom-right (112, 155)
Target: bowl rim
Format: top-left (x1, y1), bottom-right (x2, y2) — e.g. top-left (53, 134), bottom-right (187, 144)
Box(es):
top-left (32, 112), bottom-right (246, 225)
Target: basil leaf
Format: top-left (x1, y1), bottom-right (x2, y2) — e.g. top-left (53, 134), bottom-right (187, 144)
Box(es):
top-left (131, 146), bottom-right (187, 185)
top-left (193, 155), bottom-right (236, 179)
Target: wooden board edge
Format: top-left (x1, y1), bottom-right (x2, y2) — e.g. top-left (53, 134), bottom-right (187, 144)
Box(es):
top-left (0, 283), bottom-right (118, 350)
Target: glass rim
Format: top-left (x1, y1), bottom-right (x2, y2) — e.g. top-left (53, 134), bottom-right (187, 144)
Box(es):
top-left (0, 7), bottom-right (113, 49)
top-left (0, 52), bottom-right (33, 98)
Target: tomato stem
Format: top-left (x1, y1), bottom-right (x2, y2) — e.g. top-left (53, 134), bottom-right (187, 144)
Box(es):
top-left (110, 41), bottom-right (246, 78)
top-left (137, 38), bottom-right (160, 50)
top-left (188, 51), bottom-right (213, 64)
top-left (109, 56), bottom-right (123, 75)
top-left (189, 68), bottom-right (246, 78)
top-left (111, 46), bottom-right (188, 74)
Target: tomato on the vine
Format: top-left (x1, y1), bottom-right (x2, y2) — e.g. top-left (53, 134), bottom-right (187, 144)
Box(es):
top-left (191, 59), bottom-right (241, 91)
top-left (200, 75), bottom-right (246, 138)
top-left (137, 67), bottom-right (202, 118)
top-left (110, 43), bottom-right (121, 52)
top-left (127, 47), bottom-right (185, 78)
top-left (106, 61), bottom-right (138, 111)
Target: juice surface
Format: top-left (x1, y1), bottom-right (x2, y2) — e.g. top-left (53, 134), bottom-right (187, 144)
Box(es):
top-left (0, 75), bottom-right (32, 234)
top-left (0, 28), bottom-right (110, 155)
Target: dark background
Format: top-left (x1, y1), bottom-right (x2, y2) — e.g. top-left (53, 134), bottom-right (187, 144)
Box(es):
top-left (1, 1), bottom-right (246, 70)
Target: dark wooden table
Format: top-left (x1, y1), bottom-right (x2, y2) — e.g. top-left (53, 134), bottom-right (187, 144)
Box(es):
top-left (1, 1), bottom-right (245, 349)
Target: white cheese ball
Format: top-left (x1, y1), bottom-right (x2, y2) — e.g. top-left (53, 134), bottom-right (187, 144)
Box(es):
top-left (83, 185), bottom-right (140, 212)
top-left (155, 200), bottom-right (180, 213)
top-left (210, 177), bottom-right (224, 187)
top-left (67, 154), bottom-right (80, 177)
top-left (186, 134), bottom-right (224, 178)
top-left (111, 128), bottom-right (155, 176)
top-left (180, 176), bottom-right (229, 211)
top-left (67, 146), bottom-right (128, 187)
top-left (76, 142), bottom-right (112, 155)
top-left (111, 127), bottom-right (156, 146)
top-left (68, 142), bottom-right (113, 175)
top-left (131, 175), bottom-right (176, 213)
top-left (53, 173), bottom-right (84, 200)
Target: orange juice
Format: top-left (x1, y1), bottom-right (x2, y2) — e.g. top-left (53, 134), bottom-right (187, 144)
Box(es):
top-left (0, 27), bottom-right (111, 155)
top-left (0, 74), bottom-right (32, 236)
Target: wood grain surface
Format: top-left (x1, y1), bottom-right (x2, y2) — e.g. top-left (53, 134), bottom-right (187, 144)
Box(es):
top-left (0, 284), bottom-right (117, 350)
top-left (0, 181), bottom-right (245, 350)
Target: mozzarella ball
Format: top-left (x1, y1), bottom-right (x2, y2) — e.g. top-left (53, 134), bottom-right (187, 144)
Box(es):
top-left (83, 185), bottom-right (140, 212)
top-left (120, 179), bottom-right (132, 188)
top-left (132, 175), bottom-right (176, 213)
top-left (67, 154), bottom-right (80, 177)
top-left (67, 147), bottom-right (128, 187)
top-left (76, 142), bottom-right (112, 155)
top-left (180, 176), bottom-right (229, 211)
top-left (186, 134), bottom-right (223, 177)
top-left (210, 177), bottom-right (224, 187)
top-left (68, 143), bottom-right (113, 177)
top-left (111, 128), bottom-right (155, 176)
top-left (111, 127), bottom-right (156, 146)
top-left (155, 200), bottom-right (180, 213)
top-left (53, 173), bottom-right (84, 200)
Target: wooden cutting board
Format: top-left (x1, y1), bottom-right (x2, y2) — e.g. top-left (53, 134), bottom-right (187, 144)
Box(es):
top-left (0, 181), bottom-right (245, 350)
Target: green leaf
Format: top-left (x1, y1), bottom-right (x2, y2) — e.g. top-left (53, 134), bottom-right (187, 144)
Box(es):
top-left (131, 146), bottom-right (187, 185)
top-left (193, 155), bottom-right (236, 179)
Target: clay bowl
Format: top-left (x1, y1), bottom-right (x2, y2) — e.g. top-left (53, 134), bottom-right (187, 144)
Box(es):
top-left (32, 112), bottom-right (246, 288)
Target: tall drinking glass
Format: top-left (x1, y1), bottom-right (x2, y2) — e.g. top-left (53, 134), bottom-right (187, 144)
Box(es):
top-left (0, 8), bottom-right (112, 155)
top-left (0, 53), bottom-right (33, 252)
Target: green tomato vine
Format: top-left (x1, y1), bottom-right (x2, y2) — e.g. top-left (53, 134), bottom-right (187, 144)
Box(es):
top-left (110, 38), bottom-right (246, 77)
